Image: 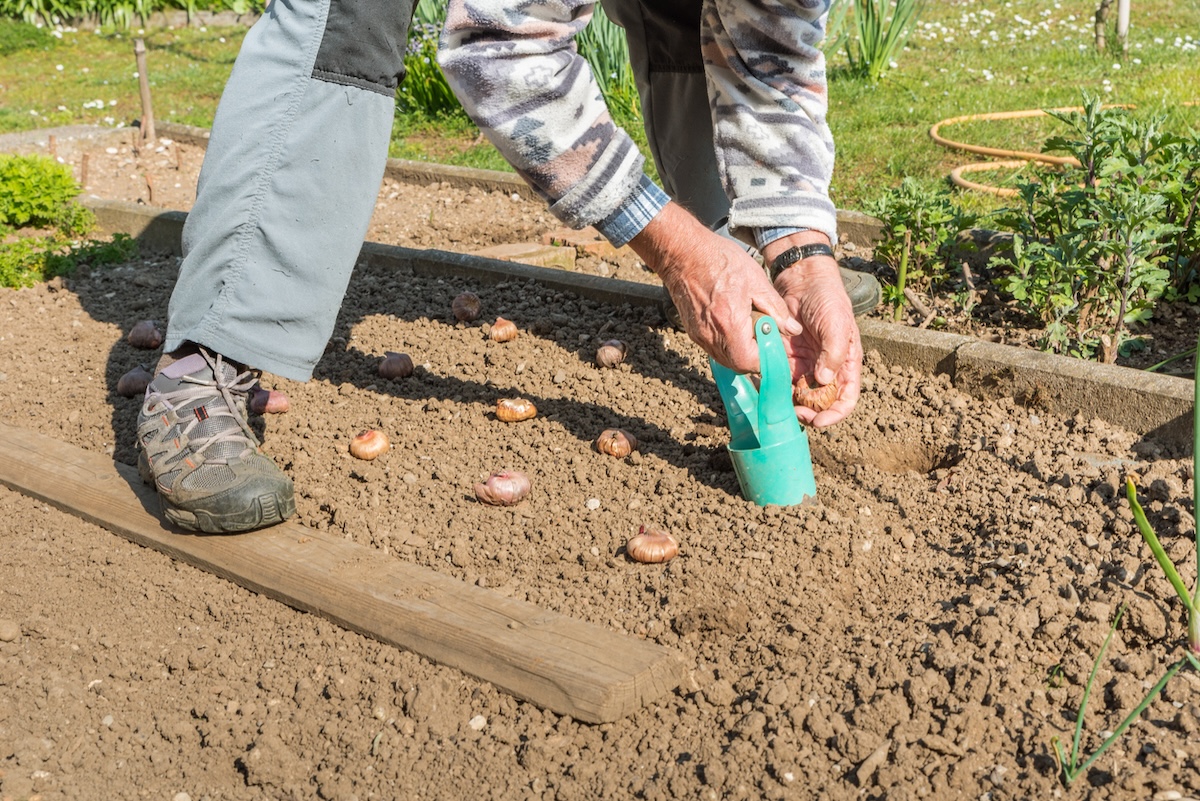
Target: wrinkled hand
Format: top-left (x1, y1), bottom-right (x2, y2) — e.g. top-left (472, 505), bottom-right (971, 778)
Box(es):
top-left (772, 253), bottom-right (863, 428)
top-left (629, 203), bottom-right (802, 375)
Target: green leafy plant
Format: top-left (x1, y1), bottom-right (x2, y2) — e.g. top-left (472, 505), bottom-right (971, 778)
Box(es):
top-left (866, 177), bottom-right (975, 318)
top-left (577, 3), bottom-right (640, 125)
top-left (0, 153), bottom-right (81, 228)
top-left (990, 95), bottom-right (1192, 362)
top-left (0, 0), bottom-right (262, 28)
top-left (841, 0), bottom-right (925, 83)
top-left (820, 0), bottom-right (852, 55)
top-left (1052, 330), bottom-right (1200, 784)
top-left (396, 25), bottom-right (464, 121)
top-left (0, 230), bottom-right (136, 288)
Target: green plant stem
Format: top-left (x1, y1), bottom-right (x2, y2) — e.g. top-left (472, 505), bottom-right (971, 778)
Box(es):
top-left (1145, 346), bottom-right (1197, 373)
top-left (1063, 658), bottom-right (1187, 783)
top-left (894, 228), bottom-right (910, 322)
top-left (1061, 605), bottom-right (1124, 781)
top-left (1128, 479), bottom-right (1197, 614)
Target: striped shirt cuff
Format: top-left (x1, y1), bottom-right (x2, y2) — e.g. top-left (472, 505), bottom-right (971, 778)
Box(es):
top-left (754, 226), bottom-right (808, 251)
top-left (594, 175), bottom-right (670, 248)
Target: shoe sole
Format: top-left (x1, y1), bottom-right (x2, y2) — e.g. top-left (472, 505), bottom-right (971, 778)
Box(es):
top-left (161, 491), bottom-right (297, 534)
top-left (841, 268), bottom-right (882, 317)
top-left (138, 451), bottom-right (296, 534)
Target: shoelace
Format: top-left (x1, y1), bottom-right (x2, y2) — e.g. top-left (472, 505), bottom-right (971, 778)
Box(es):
top-left (146, 350), bottom-right (262, 464)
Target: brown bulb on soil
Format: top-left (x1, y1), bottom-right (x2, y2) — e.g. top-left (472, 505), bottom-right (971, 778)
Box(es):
top-left (595, 428), bottom-right (637, 458)
top-left (249, 387), bottom-right (290, 414)
top-left (378, 351), bottom-right (414, 379)
top-left (127, 320), bottom-right (163, 350)
top-left (474, 470), bottom-right (531, 506)
top-left (495, 397), bottom-right (537, 422)
top-left (452, 292), bottom-right (482, 322)
top-left (116, 364), bottom-right (154, 397)
top-left (489, 317), bottom-right (518, 343)
top-left (349, 429), bottom-right (389, 460)
top-left (793, 375), bottom-right (839, 412)
top-left (625, 526), bottom-right (678, 564)
top-left (595, 339), bottom-right (627, 368)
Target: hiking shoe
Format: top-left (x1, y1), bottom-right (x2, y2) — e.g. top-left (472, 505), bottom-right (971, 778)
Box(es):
top-left (658, 265), bottom-right (882, 331)
top-left (135, 349), bottom-right (296, 533)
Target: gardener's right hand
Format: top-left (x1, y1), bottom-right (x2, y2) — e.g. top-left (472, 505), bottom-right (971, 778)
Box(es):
top-left (628, 203), bottom-right (803, 375)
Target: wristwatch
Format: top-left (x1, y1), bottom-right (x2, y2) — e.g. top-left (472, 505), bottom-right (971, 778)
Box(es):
top-left (768, 243), bottom-right (835, 281)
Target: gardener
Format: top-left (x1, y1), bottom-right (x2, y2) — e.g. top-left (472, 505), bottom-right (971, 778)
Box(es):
top-left (134, 0), bottom-right (876, 533)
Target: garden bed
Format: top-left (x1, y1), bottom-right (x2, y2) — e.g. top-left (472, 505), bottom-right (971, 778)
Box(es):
top-left (1, 124), bottom-right (1199, 800)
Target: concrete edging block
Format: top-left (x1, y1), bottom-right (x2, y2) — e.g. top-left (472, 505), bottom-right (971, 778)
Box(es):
top-left (857, 319), bottom-right (974, 376)
top-left (954, 340), bottom-right (1193, 442)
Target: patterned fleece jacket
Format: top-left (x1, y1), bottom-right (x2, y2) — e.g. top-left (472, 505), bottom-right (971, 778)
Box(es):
top-left (438, 0), bottom-right (836, 248)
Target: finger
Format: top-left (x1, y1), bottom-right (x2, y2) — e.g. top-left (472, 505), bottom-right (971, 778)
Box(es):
top-left (751, 286), bottom-right (804, 338)
top-left (812, 320), bottom-right (855, 386)
top-left (809, 382), bottom-right (860, 427)
top-left (720, 316), bottom-right (762, 375)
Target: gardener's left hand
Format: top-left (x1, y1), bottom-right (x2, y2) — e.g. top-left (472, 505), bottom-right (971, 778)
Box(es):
top-left (764, 235), bottom-right (863, 428)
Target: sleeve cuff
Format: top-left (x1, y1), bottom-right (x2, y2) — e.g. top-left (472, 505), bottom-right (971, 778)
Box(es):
top-left (593, 175), bottom-right (670, 248)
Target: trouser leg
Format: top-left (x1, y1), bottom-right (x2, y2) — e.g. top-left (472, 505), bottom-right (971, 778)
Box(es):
top-left (600, 0), bottom-right (732, 234)
top-left (166, 0), bottom-right (413, 381)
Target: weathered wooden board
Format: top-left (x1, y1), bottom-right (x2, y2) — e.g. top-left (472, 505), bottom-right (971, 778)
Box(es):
top-left (0, 421), bottom-right (686, 723)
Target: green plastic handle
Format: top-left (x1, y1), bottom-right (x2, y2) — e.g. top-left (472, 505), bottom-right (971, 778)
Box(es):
top-left (752, 315), bottom-right (802, 449)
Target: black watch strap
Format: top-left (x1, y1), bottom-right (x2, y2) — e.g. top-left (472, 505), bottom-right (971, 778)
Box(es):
top-left (768, 243), bottom-right (835, 281)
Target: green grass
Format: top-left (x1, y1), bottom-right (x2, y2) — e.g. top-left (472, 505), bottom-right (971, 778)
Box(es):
top-left (1, 1), bottom-right (1197, 212)
top-left (827, 0), bottom-right (1200, 211)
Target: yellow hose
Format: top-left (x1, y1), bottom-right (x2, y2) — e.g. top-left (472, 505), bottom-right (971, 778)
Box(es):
top-left (929, 102), bottom-right (1196, 195)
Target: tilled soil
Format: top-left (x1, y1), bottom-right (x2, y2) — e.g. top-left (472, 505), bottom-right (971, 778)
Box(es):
top-left (1, 129), bottom-right (1199, 800)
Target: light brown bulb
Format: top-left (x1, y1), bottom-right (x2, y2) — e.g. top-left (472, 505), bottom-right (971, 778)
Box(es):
top-left (495, 398), bottom-right (537, 422)
top-left (625, 526), bottom-right (678, 564)
top-left (595, 339), bottom-right (627, 368)
top-left (249, 387), bottom-right (290, 414)
top-left (127, 320), bottom-right (163, 349)
top-left (793, 375), bottom-right (839, 412)
top-left (595, 428), bottom-right (637, 458)
top-left (349, 429), bottom-right (389, 460)
top-left (489, 317), bottom-right (518, 343)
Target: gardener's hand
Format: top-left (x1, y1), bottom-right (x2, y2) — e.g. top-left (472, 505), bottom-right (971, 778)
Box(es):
top-left (764, 234), bottom-right (863, 428)
top-left (629, 203), bottom-right (803, 375)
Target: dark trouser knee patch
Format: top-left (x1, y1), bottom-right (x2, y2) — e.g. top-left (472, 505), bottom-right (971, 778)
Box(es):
top-left (312, 0), bottom-right (415, 96)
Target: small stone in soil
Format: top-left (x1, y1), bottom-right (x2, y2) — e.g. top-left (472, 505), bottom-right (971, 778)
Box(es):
top-left (0, 619), bottom-right (20, 641)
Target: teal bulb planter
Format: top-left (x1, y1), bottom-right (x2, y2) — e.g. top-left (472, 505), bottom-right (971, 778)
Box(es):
top-left (709, 315), bottom-right (817, 507)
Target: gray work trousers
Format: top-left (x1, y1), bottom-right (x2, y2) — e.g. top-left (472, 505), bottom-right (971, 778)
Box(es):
top-left (166, 0), bottom-right (725, 381)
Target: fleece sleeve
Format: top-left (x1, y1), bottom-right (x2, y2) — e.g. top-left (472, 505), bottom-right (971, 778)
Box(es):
top-left (437, 0), bottom-right (666, 246)
top-left (703, 0), bottom-right (837, 244)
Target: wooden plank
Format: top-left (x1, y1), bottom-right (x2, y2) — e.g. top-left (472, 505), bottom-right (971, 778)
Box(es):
top-left (0, 421), bottom-right (686, 723)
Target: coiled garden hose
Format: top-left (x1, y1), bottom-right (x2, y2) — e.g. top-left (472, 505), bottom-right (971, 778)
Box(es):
top-left (929, 102), bottom-right (1196, 196)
